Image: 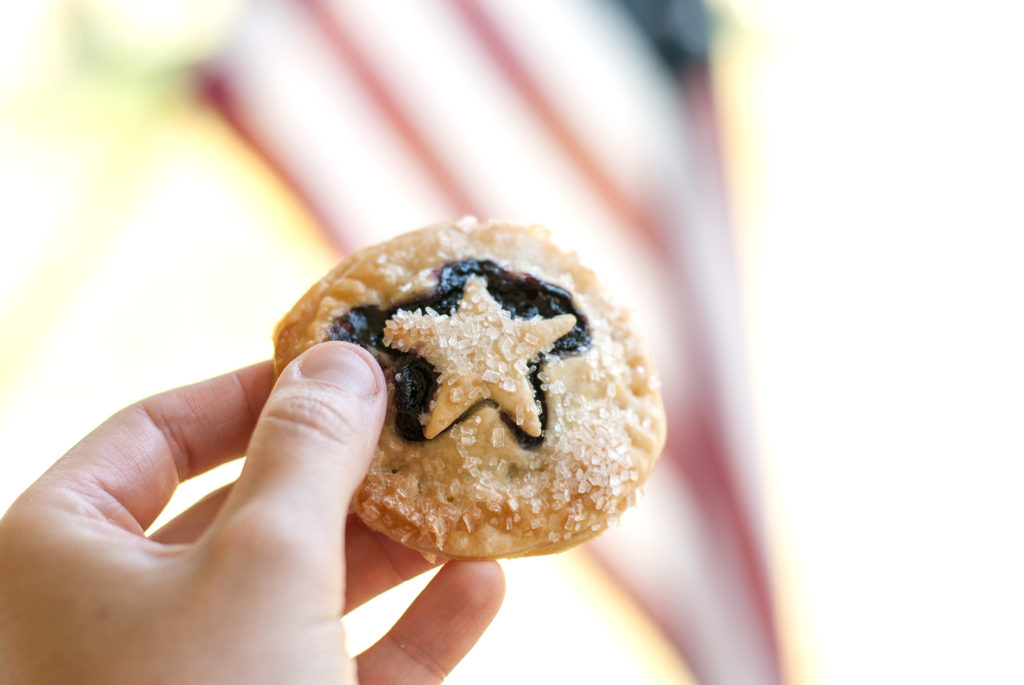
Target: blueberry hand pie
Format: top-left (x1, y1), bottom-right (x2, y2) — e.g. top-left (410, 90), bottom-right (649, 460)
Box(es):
top-left (273, 219), bottom-right (665, 559)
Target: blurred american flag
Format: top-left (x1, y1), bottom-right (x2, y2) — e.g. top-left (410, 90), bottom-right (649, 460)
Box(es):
top-left (194, 1), bottom-right (781, 682)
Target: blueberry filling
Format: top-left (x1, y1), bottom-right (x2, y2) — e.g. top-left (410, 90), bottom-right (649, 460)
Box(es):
top-left (326, 258), bottom-right (589, 446)
top-left (499, 360), bottom-right (546, 450)
top-left (390, 355), bottom-right (439, 440)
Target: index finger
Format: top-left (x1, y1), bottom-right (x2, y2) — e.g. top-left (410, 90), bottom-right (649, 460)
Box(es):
top-left (33, 361), bottom-right (274, 534)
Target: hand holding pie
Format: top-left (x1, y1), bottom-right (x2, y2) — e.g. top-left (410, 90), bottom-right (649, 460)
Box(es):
top-left (273, 219), bottom-right (666, 559)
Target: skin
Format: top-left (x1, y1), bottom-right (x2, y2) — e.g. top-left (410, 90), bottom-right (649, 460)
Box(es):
top-left (0, 342), bottom-right (505, 684)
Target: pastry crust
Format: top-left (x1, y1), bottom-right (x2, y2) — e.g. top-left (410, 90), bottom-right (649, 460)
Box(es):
top-left (273, 218), bottom-right (666, 559)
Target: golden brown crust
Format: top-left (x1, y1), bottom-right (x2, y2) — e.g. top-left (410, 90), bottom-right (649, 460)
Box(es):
top-left (273, 219), bottom-right (666, 559)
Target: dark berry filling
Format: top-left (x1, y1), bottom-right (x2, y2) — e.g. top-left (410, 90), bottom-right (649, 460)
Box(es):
top-left (390, 355), bottom-right (439, 440)
top-left (499, 360), bottom-right (546, 450)
top-left (327, 259), bottom-right (589, 446)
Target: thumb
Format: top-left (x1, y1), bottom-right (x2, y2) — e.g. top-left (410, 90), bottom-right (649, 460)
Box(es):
top-left (216, 342), bottom-right (385, 553)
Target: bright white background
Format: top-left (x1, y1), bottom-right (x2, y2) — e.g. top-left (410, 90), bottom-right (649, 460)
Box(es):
top-left (716, 1), bottom-right (1024, 682)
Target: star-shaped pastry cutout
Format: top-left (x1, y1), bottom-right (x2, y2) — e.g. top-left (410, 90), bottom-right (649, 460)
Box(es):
top-left (382, 276), bottom-right (576, 439)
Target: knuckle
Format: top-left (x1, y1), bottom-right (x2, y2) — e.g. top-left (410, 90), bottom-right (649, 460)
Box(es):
top-left (381, 631), bottom-right (450, 682)
top-left (261, 388), bottom-right (361, 447)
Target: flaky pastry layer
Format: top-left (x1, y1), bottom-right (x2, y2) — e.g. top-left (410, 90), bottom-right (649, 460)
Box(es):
top-left (273, 219), bottom-right (665, 559)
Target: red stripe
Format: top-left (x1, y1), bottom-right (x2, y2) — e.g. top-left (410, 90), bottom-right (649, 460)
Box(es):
top-left (446, 0), bottom-right (669, 251)
top-left (448, 2), bottom-right (782, 678)
top-left (297, 0), bottom-right (484, 219)
top-left (670, 399), bottom-right (784, 684)
top-left (664, 315), bottom-right (786, 684)
top-left (193, 67), bottom-right (350, 256)
top-left (679, 68), bottom-right (784, 683)
top-left (663, 242), bottom-right (785, 682)
top-left (681, 68), bottom-right (737, 260)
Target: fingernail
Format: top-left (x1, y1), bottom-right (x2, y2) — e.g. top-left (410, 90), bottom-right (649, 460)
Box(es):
top-left (299, 343), bottom-right (380, 397)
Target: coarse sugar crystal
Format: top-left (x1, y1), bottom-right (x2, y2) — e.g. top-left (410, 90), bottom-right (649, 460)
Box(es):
top-left (498, 337), bottom-right (513, 359)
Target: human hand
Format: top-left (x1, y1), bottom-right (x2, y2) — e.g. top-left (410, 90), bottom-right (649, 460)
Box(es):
top-left (0, 342), bottom-right (505, 684)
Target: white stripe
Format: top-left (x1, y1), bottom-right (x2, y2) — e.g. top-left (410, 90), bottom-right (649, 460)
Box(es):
top-left (213, 0), bottom-right (453, 245)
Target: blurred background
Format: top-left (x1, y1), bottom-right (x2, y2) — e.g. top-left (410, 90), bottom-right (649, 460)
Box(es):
top-left (2, 1), bottom-right (1023, 683)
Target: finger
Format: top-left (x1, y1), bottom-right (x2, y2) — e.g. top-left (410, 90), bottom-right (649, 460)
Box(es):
top-left (356, 561), bottom-right (505, 685)
top-left (149, 483), bottom-right (234, 544)
top-left (157, 495), bottom-right (440, 606)
top-left (152, 492), bottom-right (439, 604)
top-left (209, 343), bottom-right (385, 568)
top-left (35, 361), bottom-right (273, 534)
top-left (343, 516), bottom-right (442, 613)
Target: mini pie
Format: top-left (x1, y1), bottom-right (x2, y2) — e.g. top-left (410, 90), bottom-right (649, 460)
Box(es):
top-left (273, 218), bottom-right (666, 559)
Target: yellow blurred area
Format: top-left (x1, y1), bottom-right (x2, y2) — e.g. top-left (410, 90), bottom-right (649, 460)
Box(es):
top-left (0, 4), bottom-right (692, 683)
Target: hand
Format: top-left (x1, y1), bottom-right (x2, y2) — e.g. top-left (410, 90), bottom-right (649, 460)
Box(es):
top-left (0, 342), bottom-right (505, 684)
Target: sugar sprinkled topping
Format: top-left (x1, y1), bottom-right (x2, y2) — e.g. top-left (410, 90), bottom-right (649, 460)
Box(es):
top-left (343, 222), bottom-right (664, 558)
top-left (383, 277), bottom-right (575, 439)
top-left (455, 215), bottom-right (478, 231)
